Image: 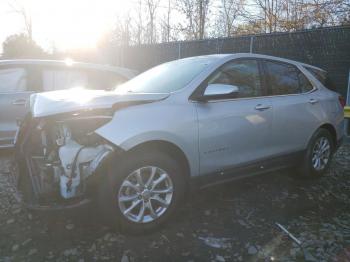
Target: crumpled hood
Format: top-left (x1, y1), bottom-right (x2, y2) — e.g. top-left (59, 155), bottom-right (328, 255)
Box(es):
top-left (30, 89), bottom-right (169, 117)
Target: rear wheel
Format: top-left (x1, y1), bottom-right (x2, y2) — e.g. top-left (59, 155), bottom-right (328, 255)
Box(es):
top-left (299, 128), bottom-right (334, 178)
top-left (98, 150), bottom-right (185, 234)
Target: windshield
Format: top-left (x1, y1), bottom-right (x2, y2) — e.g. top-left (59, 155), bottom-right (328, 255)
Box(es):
top-left (115, 57), bottom-right (215, 94)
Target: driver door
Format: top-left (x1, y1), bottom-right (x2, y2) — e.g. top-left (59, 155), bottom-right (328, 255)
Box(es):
top-left (195, 59), bottom-right (273, 175)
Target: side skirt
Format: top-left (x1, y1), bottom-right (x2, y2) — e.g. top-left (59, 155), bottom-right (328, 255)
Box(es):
top-left (191, 150), bottom-right (305, 190)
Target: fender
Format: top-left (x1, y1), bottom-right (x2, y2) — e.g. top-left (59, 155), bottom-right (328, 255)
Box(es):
top-left (95, 99), bottom-right (200, 176)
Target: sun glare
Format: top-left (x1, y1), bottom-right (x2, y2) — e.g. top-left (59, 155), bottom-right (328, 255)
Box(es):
top-left (27, 0), bottom-right (132, 50)
top-left (64, 58), bottom-right (74, 66)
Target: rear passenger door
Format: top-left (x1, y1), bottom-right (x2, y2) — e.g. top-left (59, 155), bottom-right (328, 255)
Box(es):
top-left (0, 65), bottom-right (34, 147)
top-left (262, 60), bottom-right (322, 155)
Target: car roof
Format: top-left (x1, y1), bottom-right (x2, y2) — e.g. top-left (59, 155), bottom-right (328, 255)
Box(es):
top-left (187, 53), bottom-right (326, 72)
top-left (0, 59), bottom-right (138, 79)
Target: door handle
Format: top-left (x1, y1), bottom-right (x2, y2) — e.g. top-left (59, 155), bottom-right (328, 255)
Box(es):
top-left (255, 104), bottom-right (271, 111)
top-left (308, 98), bottom-right (318, 104)
top-left (12, 99), bottom-right (27, 106)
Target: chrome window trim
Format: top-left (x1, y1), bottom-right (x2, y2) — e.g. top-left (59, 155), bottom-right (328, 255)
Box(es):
top-left (190, 83), bottom-right (318, 103)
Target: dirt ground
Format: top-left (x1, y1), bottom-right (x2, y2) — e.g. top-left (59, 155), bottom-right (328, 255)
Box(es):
top-left (0, 141), bottom-right (350, 262)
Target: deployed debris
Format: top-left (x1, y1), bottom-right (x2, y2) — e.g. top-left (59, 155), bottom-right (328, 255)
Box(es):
top-left (198, 236), bottom-right (232, 249)
top-left (275, 222), bottom-right (318, 261)
top-left (275, 223), bottom-right (302, 246)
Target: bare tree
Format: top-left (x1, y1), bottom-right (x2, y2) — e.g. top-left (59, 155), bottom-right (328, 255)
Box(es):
top-left (101, 0), bottom-right (350, 50)
top-left (8, 0), bottom-right (32, 40)
top-left (252, 0), bottom-right (284, 33)
top-left (219, 0), bottom-right (246, 36)
top-left (307, 0), bottom-right (345, 27)
top-left (275, 0), bottom-right (348, 31)
top-left (134, 0), bottom-right (144, 45)
top-left (165, 0), bottom-right (172, 42)
top-left (177, 0), bottom-right (210, 40)
top-left (145, 0), bottom-right (160, 44)
top-left (198, 0), bottom-right (210, 39)
top-left (159, 0), bottom-right (172, 42)
top-left (117, 13), bottom-right (132, 47)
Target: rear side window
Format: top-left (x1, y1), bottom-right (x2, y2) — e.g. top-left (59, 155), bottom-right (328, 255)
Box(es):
top-left (304, 66), bottom-right (327, 85)
top-left (264, 61), bottom-right (313, 95)
top-left (0, 67), bottom-right (27, 93)
top-left (304, 66), bottom-right (335, 90)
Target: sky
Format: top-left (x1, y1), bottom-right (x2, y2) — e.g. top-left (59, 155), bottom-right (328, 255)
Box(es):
top-left (0, 0), bottom-right (139, 52)
top-left (0, 0), bottom-right (254, 53)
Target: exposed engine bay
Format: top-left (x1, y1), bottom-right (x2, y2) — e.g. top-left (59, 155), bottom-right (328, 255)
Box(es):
top-left (13, 110), bottom-right (117, 209)
top-left (9, 90), bottom-right (168, 210)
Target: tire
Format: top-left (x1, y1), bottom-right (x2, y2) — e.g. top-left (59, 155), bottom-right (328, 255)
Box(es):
top-left (97, 149), bottom-right (186, 234)
top-left (299, 128), bottom-right (334, 178)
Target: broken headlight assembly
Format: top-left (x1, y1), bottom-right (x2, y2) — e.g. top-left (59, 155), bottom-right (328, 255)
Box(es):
top-left (14, 111), bottom-right (117, 209)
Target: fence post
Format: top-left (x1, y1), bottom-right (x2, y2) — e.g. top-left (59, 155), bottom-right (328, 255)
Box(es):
top-left (249, 36), bottom-right (254, 53)
top-left (347, 68), bottom-right (350, 105)
top-left (216, 38), bottom-right (219, 53)
top-left (120, 46), bottom-right (124, 67)
top-left (178, 42), bottom-right (181, 59)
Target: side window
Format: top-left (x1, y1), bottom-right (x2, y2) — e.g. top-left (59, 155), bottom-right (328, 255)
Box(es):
top-left (264, 61), bottom-right (301, 95)
top-left (42, 69), bottom-right (88, 91)
top-left (304, 66), bottom-right (335, 90)
top-left (298, 71), bottom-right (313, 93)
top-left (207, 59), bottom-right (262, 98)
top-left (0, 67), bottom-right (27, 93)
top-left (304, 66), bottom-right (327, 85)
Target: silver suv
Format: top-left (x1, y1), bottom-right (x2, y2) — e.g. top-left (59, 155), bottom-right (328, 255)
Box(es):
top-left (12, 53), bottom-right (344, 233)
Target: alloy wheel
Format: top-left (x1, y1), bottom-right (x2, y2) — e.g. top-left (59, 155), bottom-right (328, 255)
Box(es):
top-left (311, 136), bottom-right (331, 171)
top-left (118, 166), bottom-right (174, 223)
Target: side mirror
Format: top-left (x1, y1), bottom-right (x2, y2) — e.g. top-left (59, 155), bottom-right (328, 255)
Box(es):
top-left (200, 84), bottom-right (239, 101)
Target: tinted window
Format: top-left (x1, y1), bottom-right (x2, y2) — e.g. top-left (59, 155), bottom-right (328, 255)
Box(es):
top-left (207, 59), bottom-right (262, 98)
top-left (0, 67), bottom-right (27, 92)
top-left (298, 72), bottom-right (313, 92)
top-left (304, 66), bottom-right (335, 90)
top-left (265, 61), bottom-right (301, 95)
top-left (304, 66), bottom-right (327, 85)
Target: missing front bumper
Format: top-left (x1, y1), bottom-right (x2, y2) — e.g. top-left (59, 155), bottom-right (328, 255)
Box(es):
top-left (9, 161), bottom-right (92, 210)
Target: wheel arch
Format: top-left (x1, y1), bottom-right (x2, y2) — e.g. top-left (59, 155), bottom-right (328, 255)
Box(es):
top-left (319, 123), bottom-right (337, 146)
top-left (126, 140), bottom-right (191, 182)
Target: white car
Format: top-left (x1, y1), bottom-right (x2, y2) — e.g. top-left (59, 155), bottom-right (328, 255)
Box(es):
top-left (12, 53), bottom-right (345, 233)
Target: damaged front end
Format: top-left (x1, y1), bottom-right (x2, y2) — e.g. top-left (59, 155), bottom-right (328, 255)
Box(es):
top-left (11, 110), bottom-right (118, 210)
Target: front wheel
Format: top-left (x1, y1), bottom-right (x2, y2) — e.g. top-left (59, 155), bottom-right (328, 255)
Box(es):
top-left (299, 128), bottom-right (334, 178)
top-left (97, 150), bottom-right (186, 234)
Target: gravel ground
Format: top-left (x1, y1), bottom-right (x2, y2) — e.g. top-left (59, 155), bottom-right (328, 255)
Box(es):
top-left (0, 141), bottom-right (349, 262)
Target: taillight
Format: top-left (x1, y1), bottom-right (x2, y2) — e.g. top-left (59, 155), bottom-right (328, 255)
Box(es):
top-left (339, 96), bottom-right (346, 108)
